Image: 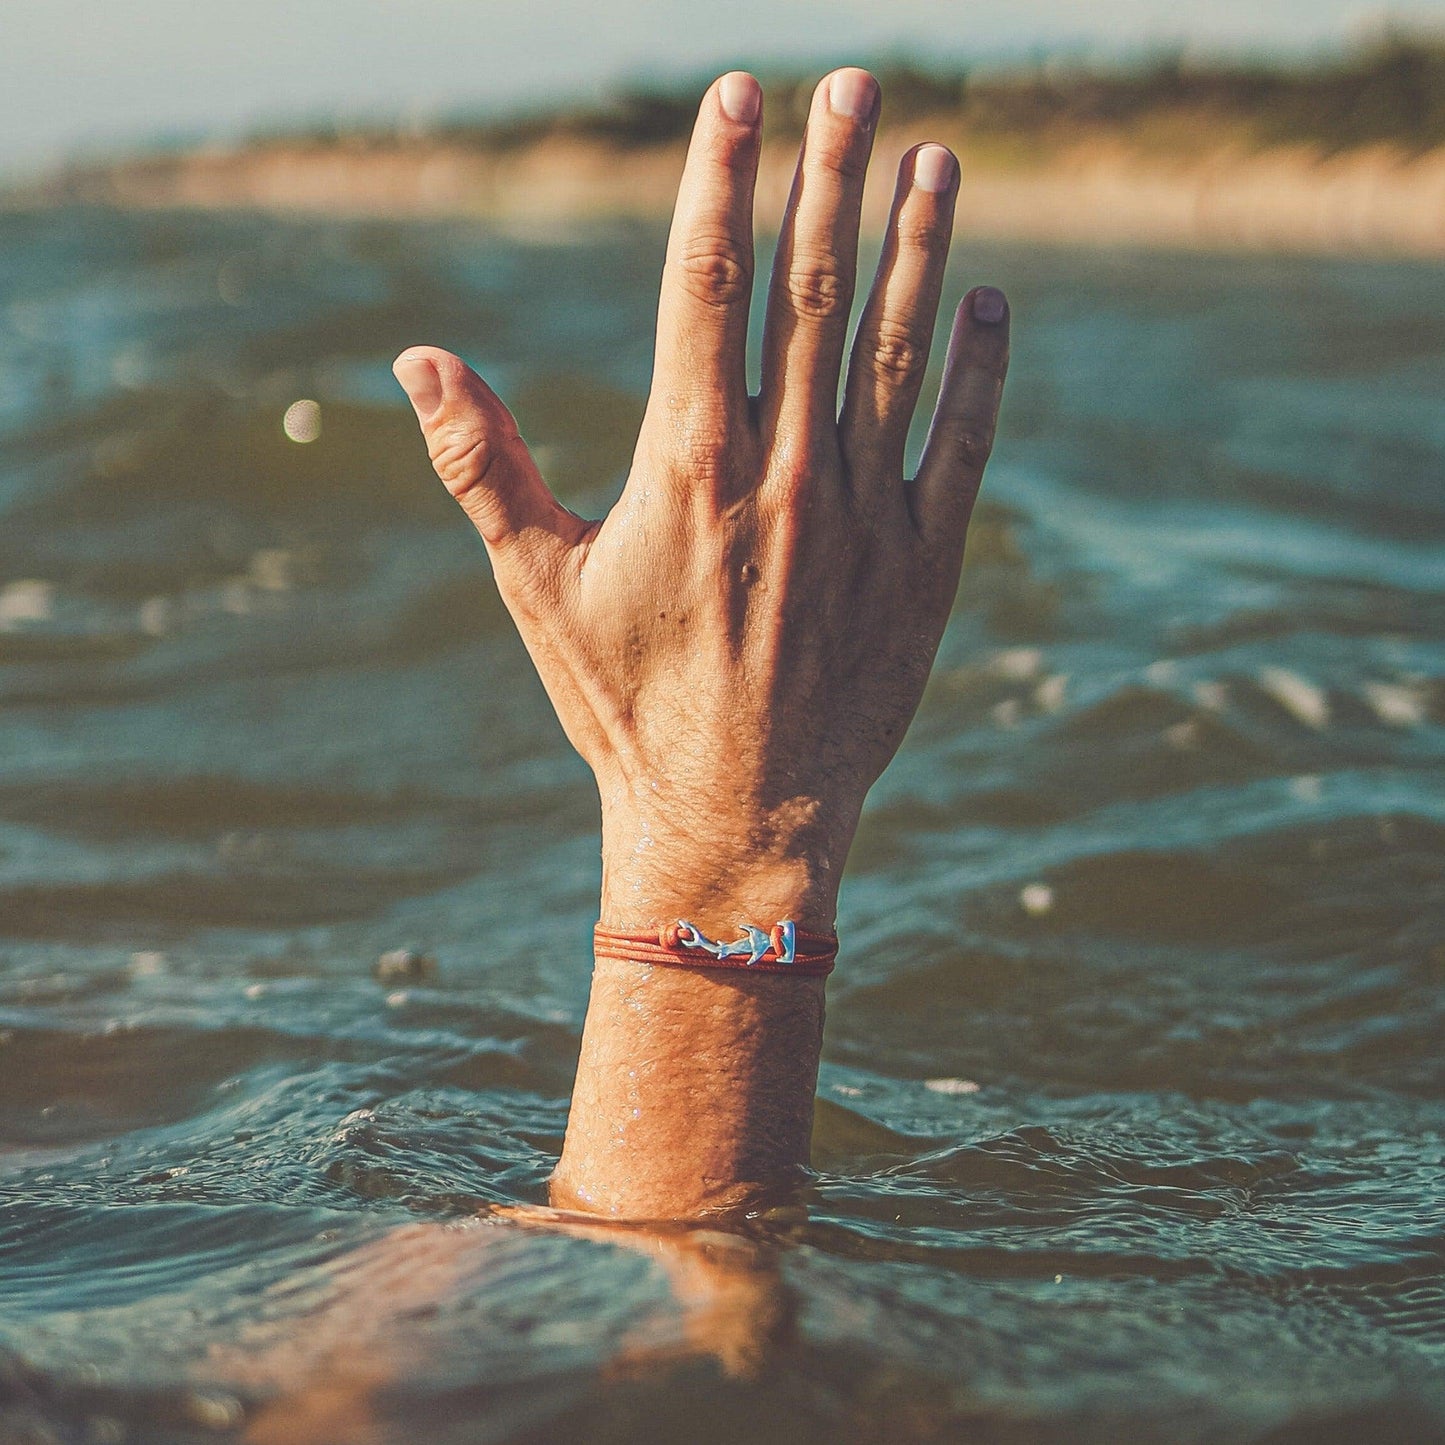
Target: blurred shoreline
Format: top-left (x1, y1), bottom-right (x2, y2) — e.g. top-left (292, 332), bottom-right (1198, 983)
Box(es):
top-left (7, 40), bottom-right (1445, 257)
top-left (15, 132), bottom-right (1441, 258)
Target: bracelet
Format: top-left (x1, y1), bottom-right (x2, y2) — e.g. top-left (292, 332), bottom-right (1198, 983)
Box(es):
top-left (593, 919), bottom-right (838, 977)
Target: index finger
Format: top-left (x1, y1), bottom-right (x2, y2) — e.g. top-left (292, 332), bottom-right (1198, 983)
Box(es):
top-left (648, 73), bottom-right (762, 446)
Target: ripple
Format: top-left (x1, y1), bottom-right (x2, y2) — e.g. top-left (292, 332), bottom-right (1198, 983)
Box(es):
top-left (1, 217), bottom-right (1442, 1443)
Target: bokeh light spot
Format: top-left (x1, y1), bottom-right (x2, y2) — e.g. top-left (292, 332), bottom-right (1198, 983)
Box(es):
top-left (282, 399), bottom-right (322, 443)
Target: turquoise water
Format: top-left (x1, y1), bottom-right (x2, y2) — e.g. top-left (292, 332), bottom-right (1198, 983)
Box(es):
top-left (0, 207), bottom-right (1443, 1442)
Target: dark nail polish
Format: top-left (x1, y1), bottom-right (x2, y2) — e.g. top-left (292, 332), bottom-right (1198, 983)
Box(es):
top-left (972, 287), bottom-right (1008, 325)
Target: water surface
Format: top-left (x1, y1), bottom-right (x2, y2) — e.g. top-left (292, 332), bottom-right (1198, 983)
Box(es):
top-left (0, 208), bottom-right (1443, 1442)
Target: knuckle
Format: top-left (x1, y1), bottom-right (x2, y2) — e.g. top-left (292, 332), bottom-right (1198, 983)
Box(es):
top-left (766, 452), bottom-right (817, 501)
top-left (429, 429), bottom-right (496, 499)
top-left (939, 416), bottom-right (994, 469)
top-left (665, 416), bottom-right (736, 492)
top-left (658, 390), bottom-right (731, 454)
top-left (896, 212), bottom-right (950, 253)
top-left (784, 255), bottom-right (846, 320)
top-left (870, 319), bottom-right (928, 383)
top-left (807, 130), bottom-right (868, 182)
top-left (710, 123), bottom-right (758, 173)
top-left (673, 235), bottom-right (753, 310)
top-left (677, 430), bottom-right (730, 481)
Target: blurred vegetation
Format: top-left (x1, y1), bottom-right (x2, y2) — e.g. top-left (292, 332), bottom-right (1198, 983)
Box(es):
top-left (958, 35), bottom-right (1445, 154)
top-left (368, 35), bottom-right (1445, 157)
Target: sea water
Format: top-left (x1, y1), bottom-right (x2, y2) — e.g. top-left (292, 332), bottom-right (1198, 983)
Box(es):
top-left (0, 208), bottom-right (1442, 1442)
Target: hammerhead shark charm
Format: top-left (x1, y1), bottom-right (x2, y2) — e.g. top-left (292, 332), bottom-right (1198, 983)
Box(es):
top-left (673, 920), bottom-right (797, 966)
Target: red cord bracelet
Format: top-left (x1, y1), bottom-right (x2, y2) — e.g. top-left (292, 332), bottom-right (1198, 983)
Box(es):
top-left (593, 918), bottom-right (837, 977)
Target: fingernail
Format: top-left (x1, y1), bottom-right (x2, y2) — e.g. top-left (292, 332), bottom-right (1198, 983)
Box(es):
top-left (913, 144), bottom-right (957, 194)
top-left (393, 354), bottom-right (442, 421)
top-left (972, 287), bottom-right (1008, 325)
top-left (719, 72), bottom-right (761, 126)
top-left (828, 69), bottom-right (877, 123)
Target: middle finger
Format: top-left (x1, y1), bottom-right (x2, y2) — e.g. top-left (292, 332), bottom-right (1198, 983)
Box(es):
top-left (759, 68), bottom-right (879, 461)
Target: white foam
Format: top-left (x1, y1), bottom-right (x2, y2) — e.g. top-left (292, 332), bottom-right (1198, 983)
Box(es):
top-left (1020, 882), bottom-right (1055, 915)
top-left (990, 647), bottom-right (1043, 681)
top-left (1035, 674), bottom-right (1068, 712)
top-left (1258, 667), bottom-right (1330, 729)
top-left (1363, 681), bottom-right (1425, 729)
top-left (0, 579), bottom-right (55, 628)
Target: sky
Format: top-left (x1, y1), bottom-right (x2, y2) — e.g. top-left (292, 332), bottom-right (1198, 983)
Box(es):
top-left (3, 0), bottom-right (1443, 178)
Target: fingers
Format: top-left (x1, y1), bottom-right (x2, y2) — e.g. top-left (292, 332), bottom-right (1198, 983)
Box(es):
top-left (650, 72), bottom-right (762, 439)
top-left (911, 287), bottom-right (1010, 549)
top-left (393, 347), bottom-right (584, 580)
top-left (840, 143), bottom-right (958, 492)
top-left (760, 68), bottom-right (879, 456)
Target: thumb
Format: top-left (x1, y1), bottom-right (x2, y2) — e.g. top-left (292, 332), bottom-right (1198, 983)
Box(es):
top-left (393, 347), bottom-right (581, 560)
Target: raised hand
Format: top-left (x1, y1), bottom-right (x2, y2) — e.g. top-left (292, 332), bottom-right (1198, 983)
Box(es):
top-left (393, 68), bottom-right (1008, 939)
top-left (394, 69), bottom-right (1009, 1217)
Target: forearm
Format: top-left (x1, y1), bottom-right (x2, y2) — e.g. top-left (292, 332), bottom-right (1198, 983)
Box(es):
top-left (551, 798), bottom-right (841, 1218)
top-left (551, 958), bottom-right (825, 1218)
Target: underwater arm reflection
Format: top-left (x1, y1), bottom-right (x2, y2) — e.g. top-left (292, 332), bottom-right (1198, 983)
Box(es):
top-left (228, 1214), bottom-right (794, 1443)
top-left (393, 68), bottom-right (1008, 1219)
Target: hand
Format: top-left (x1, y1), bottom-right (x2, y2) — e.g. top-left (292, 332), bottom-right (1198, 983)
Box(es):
top-left (393, 68), bottom-right (1009, 935)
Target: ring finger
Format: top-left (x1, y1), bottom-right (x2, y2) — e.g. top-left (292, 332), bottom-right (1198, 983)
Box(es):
top-left (840, 143), bottom-right (958, 501)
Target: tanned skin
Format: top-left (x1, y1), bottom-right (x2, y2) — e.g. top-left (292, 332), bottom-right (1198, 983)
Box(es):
top-left (394, 68), bottom-right (1009, 1219)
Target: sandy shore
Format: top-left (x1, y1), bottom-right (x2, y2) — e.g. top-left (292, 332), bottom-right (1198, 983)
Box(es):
top-left (17, 127), bottom-right (1445, 258)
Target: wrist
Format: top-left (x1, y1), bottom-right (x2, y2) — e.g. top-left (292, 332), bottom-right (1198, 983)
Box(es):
top-left (566, 779), bottom-right (848, 1220)
top-left (596, 786), bottom-right (855, 935)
